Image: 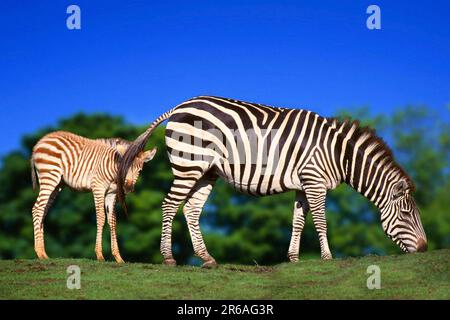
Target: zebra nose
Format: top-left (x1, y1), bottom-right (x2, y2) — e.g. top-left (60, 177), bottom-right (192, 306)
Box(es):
top-left (416, 238), bottom-right (427, 252)
top-left (124, 180), bottom-right (134, 192)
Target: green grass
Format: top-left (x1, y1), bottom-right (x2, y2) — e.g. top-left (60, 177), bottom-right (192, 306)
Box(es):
top-left (0, 249), bottom-right (448, 299)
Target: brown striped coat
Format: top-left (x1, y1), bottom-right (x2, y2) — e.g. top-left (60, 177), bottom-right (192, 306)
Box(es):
top-left (31, 131), bottom-right (156, 263)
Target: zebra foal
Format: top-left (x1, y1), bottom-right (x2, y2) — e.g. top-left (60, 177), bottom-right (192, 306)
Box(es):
top-left (118, 96), bottom-right (427, 267)
top-left (31, 131), bottom-right (156, 263)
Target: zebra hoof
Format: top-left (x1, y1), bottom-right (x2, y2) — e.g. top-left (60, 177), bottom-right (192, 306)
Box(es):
top-left (35, 247), bottom-right (49, 260)
top-left (163, 258), bottom-right (177, 266)
top-left (37, 253), bottom-right (49, 260)
top-left (202, 260), bottom-right (218, 269)
top-left (288, 257), bottom-right (299, 263)
top-left (114, 257), bottom-right (125, 264)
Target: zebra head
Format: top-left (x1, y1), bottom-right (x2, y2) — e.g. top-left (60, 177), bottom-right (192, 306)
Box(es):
top-left (117, 146), bottom-right (157, 193)
top-left (126, 148), bottom-right (157, 193)
top-left (380, 179), bottom-right (427, 253)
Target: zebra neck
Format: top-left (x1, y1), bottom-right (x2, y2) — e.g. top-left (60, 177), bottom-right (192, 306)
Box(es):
top-left (341, 141), bottom-right (390, 209)
top-left (328, 117), bottom-right (412, 210)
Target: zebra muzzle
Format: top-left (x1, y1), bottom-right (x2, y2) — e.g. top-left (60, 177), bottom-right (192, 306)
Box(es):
top-left (124, 181), bottom-right (135, 193)
top-left (416, 238), bottom-right (427, 252)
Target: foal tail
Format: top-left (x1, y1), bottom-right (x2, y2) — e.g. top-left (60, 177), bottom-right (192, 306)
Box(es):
top-left (31, 157), bottom-right (38, 192)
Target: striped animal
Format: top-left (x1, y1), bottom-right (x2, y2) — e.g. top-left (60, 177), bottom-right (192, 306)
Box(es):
top-left (31, 131), bottom-right (156, 263)
top-left (118, 96), bottom-right (427, 267)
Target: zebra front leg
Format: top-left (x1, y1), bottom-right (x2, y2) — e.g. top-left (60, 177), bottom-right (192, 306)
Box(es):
top-left (183, 176), bottom-right (217, 268)
top-left (93, 188), bottom-right (107, 262)
top-left (105, 193), bottom-right (124, 263)
top-left (304, 186), bottom-right (333, 260)
top-left (287, 191), bottom-right (309, 262)
top-left (32, 174), bottom-right (62, 260)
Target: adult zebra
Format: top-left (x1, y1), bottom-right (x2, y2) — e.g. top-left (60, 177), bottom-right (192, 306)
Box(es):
top-left (118, 96), bottom-right (427, 267)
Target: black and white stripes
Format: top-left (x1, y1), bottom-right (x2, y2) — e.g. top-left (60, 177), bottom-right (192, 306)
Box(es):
top-left (118, 95), bottom-right (427, 266)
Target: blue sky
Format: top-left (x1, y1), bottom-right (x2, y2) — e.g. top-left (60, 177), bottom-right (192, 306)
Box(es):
top-left (0, 0), bottom-right (449, 156)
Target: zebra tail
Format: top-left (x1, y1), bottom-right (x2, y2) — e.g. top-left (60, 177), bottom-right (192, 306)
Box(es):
top-left (116, 108), bottom-right (176, 214)
top-left (31, 157), bottom-right (38, 192)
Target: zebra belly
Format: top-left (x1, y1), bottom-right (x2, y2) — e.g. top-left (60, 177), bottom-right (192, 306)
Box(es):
top-left (213, 163), bottom-right (302, 196)
top-left (62, 169), bottom-right (93, 192)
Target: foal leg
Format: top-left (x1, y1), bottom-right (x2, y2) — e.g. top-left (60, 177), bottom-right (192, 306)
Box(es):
top-left (32, 172), bottom-right (62, 260)
top-left (92, 187), bottom-right (107, 262)
top-left (105, 193), bottom-right (124, 263)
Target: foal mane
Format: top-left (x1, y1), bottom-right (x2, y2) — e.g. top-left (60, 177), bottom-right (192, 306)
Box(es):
top-left (96, 137), bottom-right (132, 148)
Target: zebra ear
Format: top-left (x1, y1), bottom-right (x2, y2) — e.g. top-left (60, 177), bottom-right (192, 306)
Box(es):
top-left (392, 180), bottom-right (407, 200)
top-left (142, 147), bottom-right (157, 163)
top-left (116, 144), bottom-right (127, 156)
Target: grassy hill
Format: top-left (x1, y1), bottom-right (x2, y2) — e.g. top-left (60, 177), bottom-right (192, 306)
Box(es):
top-left (0, 249), bottom-right (448, 299)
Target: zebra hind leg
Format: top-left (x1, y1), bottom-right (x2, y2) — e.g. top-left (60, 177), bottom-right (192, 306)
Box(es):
top-left (287, 191), bottom-right (309, 262)
top-left (161, 176), bottom-right (204, 266)
top-left (183, 174), bottom-right (217, 268)
top-left (31, 173), bottom-right (63, 260)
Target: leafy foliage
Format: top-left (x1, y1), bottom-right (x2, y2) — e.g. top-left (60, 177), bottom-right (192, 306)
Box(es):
top-left (0, 108), bottom-right (448, 264)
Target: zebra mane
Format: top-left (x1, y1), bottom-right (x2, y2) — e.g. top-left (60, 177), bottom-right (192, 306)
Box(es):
top-left (95, 137), bottom-right (132, 149)
top-left (328, 117), bottom-right (416, 192)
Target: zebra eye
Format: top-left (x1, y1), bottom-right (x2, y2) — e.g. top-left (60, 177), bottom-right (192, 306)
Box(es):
top-left (392, 191), bottom-right (404, 201)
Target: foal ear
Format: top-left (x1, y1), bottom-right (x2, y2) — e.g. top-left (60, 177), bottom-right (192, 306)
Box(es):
top-left (116, 144), bottom-right (128, 156)
top-left (142, 147), bottom-right (157, 163)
